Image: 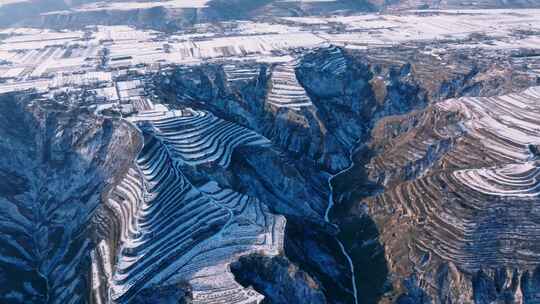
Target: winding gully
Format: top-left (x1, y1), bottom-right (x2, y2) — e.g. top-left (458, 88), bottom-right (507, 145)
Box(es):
top-left (325, 147), bottom-right (359, 304)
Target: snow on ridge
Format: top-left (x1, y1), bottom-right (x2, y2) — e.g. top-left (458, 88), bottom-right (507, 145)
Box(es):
top-left (75, 0), bottom-right (210, 12)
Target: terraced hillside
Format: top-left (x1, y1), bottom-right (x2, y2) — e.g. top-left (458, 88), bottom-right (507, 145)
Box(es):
top-left (267, 61), bottom-right (313, 110)
top-left (91, 106), bottom-right (285, 304)
top-left (338, 87), bottom-right (540, 302)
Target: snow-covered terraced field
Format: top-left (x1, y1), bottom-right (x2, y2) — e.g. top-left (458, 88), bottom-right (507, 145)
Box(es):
top-left (365, 87), bottom-right (540, 287)
top-left (455, 162), bottom-right (540, 197)
top-left (302, 45), bottom-right (348, 75)
top-left (95, 106), bottom-right (284, 303)
top-left (438, 86), bottom-right (540, 166)
top-left (445, 87), bottom-right (540, 197)
top-left (267, 61), bottom-right (313, 109)
top-left (129, 108), bottom-right (272, 167)
top-left (317, 46), bottom-right (347, 75)
top-left (222, 63), bottom-right (261, 83)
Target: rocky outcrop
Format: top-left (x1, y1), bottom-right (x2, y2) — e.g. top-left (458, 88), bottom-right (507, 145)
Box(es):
top-left (131, 283), bottom-right (192, 304)
top-left (0, 93), bottom-right (138, 303)
top-left (230, 254), bottom-right (328, 304)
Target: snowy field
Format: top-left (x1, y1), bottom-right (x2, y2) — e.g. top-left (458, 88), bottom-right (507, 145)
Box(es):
top-left (0, 9), bottom-right (539, 95)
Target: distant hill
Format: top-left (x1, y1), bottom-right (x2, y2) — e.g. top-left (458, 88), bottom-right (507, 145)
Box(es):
top-left (1, 0), bottom-right (540, 29)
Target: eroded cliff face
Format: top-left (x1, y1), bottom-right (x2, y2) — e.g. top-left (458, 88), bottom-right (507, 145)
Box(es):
top-left (230, 254), bottom-right (327, 304)
top-left (0, 94), bottom-right (138, 303)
